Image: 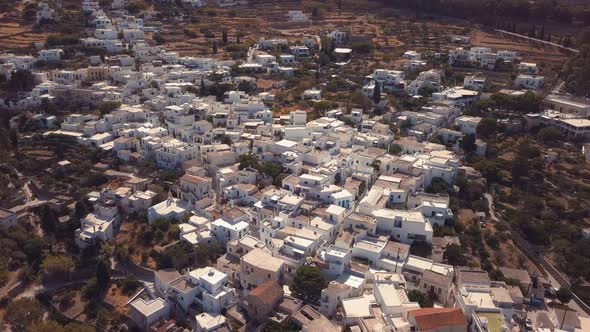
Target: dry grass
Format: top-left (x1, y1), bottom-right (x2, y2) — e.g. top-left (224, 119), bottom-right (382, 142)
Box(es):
top-left (104, 283), bottom-right (132, 316)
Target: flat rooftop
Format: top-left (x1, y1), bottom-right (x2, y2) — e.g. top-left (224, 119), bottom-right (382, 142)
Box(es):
top-left (242, 248), bottom-right (284, 272)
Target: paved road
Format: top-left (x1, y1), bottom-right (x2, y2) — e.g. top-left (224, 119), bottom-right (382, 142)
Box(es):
top-left (485, 193), bottom-right (590, 317)
top-left (17, 279), bottom-right (88, 299)
top-left (114, 261), bottom-right (155, 284)
top-left (494, 29), bottom-right (579, 53)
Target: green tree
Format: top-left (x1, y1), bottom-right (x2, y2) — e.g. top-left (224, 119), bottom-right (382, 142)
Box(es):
top-left (42, 255), bottom-right (73, 279)
top-left (9, 128), bottom-right (18, 152)
top-left (476, 118), bottom-right (497, 139)
top-left (511, 156), bottom-right (529, 185)
top-left (96, 257), bottom-right (111, 290)
top-left (351, 41), bottom-right (372, 53)
top-left (0, 128), bottom-right (10, 150)
top-left (358, 180), bottom-right (367, 196)
top-left (349, 90), bottom-right (372, 110)
top-left (426, 177), bottom-right (448, 194)
top-left (459, 133), bottom-right (476, 154)
top-left (212, 40), bottom-right (218, 54)
top-left (119, 276), bottom-right (140, 295)
top-left (291, 265), bottom-right (326, 304)
top-left (153, 33), bottom-right (165, 45)
top-left (537, 127), bottom-right (564, 143)
top-left (200, 78), bottom-right (207, 96)
top-left (557, 287), bottom-right (573, 329)
top-left (407, 289), bottom-right (433, 307)
top-left (6, 69), bottom-right (35, 91)
top-left (98, 101), bottom-right (121, 115)
top-left (562, 45), bottom-right (590, 95)
top-left (239, 153), bottom-right (260, 170)
top-left (83, 278), bottom-right (101, 299)
top-left (0, 263), bottom-right (8, 287)
top-left (126, 1), bottom-right (147, 14)
top-left (159, 170), bottom-right (179, 182)
top-left (39, 206), bottom-right (58, 233)
top-left (5, 298), bottom-right (43, 331)
top-left (222, 30), bottom-right (228, 44)
top-left (75, 200), bottom-right (89, 219)
top-left (443, 244), bottom-right (467, 265)
top-left (473, 159), bottom-right (501, 184)
top-left (372, 82), bottom-right (381, 104)
top-left (388, 144), bottom-right (402, 155)
top-left (114, 245), bottom-right (129, 263)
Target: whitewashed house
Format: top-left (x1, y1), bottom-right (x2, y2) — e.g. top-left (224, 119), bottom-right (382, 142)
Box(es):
top-left (38, 49), bottom-right (64, 63)
top-left (514, 75), bottom-right (544, 90)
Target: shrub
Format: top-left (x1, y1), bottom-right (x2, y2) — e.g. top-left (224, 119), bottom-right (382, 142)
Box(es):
top-left (119, 276), bottom-right (140, 295)
top-left (46, 34), bottom-right (79, 46)
top-left (537, 127), bottom-right (564, 142)
top-left (351, 41), bottom-right (373, 53)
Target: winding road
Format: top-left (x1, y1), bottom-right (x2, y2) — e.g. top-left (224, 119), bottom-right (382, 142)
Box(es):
top-left (485, 193), bottom-right (590, 318)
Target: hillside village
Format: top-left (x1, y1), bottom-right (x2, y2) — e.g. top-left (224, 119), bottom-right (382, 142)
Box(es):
top-left (1, 0), bottom-right (590, 332)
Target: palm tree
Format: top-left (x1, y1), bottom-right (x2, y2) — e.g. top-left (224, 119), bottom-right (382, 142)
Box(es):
top-left (556, 287), bottom-right (573, 329)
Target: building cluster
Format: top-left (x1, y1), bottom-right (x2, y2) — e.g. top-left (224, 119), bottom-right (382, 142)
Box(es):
top-left (2, 0), bottom-right (589, 331)
top-left (359, 47), bottom-right (543, 116)
top-left (525, 93), bottom-right (590, 140)
top-left (447, 46), bottom-right (544, 90)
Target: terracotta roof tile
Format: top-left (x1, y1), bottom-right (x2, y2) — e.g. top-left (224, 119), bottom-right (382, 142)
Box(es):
top-left (248, 280), bottom-right (283, 305)
top-left (409, 308), bottom-right (467, 331)
top-left (180, 174), bottom-right (209, 184)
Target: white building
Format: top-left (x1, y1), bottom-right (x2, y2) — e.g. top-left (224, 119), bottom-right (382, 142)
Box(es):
top-left (303, 89), bottom-right (322, 100)
top-left (75, 201), bottom-right (119, 248)
top-left (432, 87), bottom-right (479, 106)
top-left (327, 30), bottom-right (346, 45)
top-left (369, 69), bottom-right (405, 92)
top-left (514, 75), bottom-right (544, 90)
top-left (179, 174), bottom-right (213, 206)
top-left (240, 248), bottom-right (284, 291)
top-left (373, 209), bottom-right (433, 244)
top-left (463, 75), bottom-right (487, 91)
top-left (287, 10), bottom-right (308, 22)
top-left (188, 267), bottom-right (237, 314)
top-left (36, 2), bottom-right (55, 24)
top-left (212, 208), bottom-right (250, 245)
top-left (129, 298), bottom-right (170, 330)
top-left (545, 94), bottom-right (590, 117)
top-left (147, 196), bottom-right (191, 223)
top-left (38, 49), bottom-right (64, 63)
top-left (455, 115), bottom-right (482, 135)
top-left (195, 313), bottom-right (228, 332)
top-left (517, 62), bottom-right (538, 75)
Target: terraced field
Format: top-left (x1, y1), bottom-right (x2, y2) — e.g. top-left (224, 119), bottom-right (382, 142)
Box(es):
top-left (0, 21), bottom-right (50, 50)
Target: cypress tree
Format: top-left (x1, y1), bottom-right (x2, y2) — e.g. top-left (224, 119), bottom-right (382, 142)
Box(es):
top-left (372, 82), bottom-right (381, 104)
